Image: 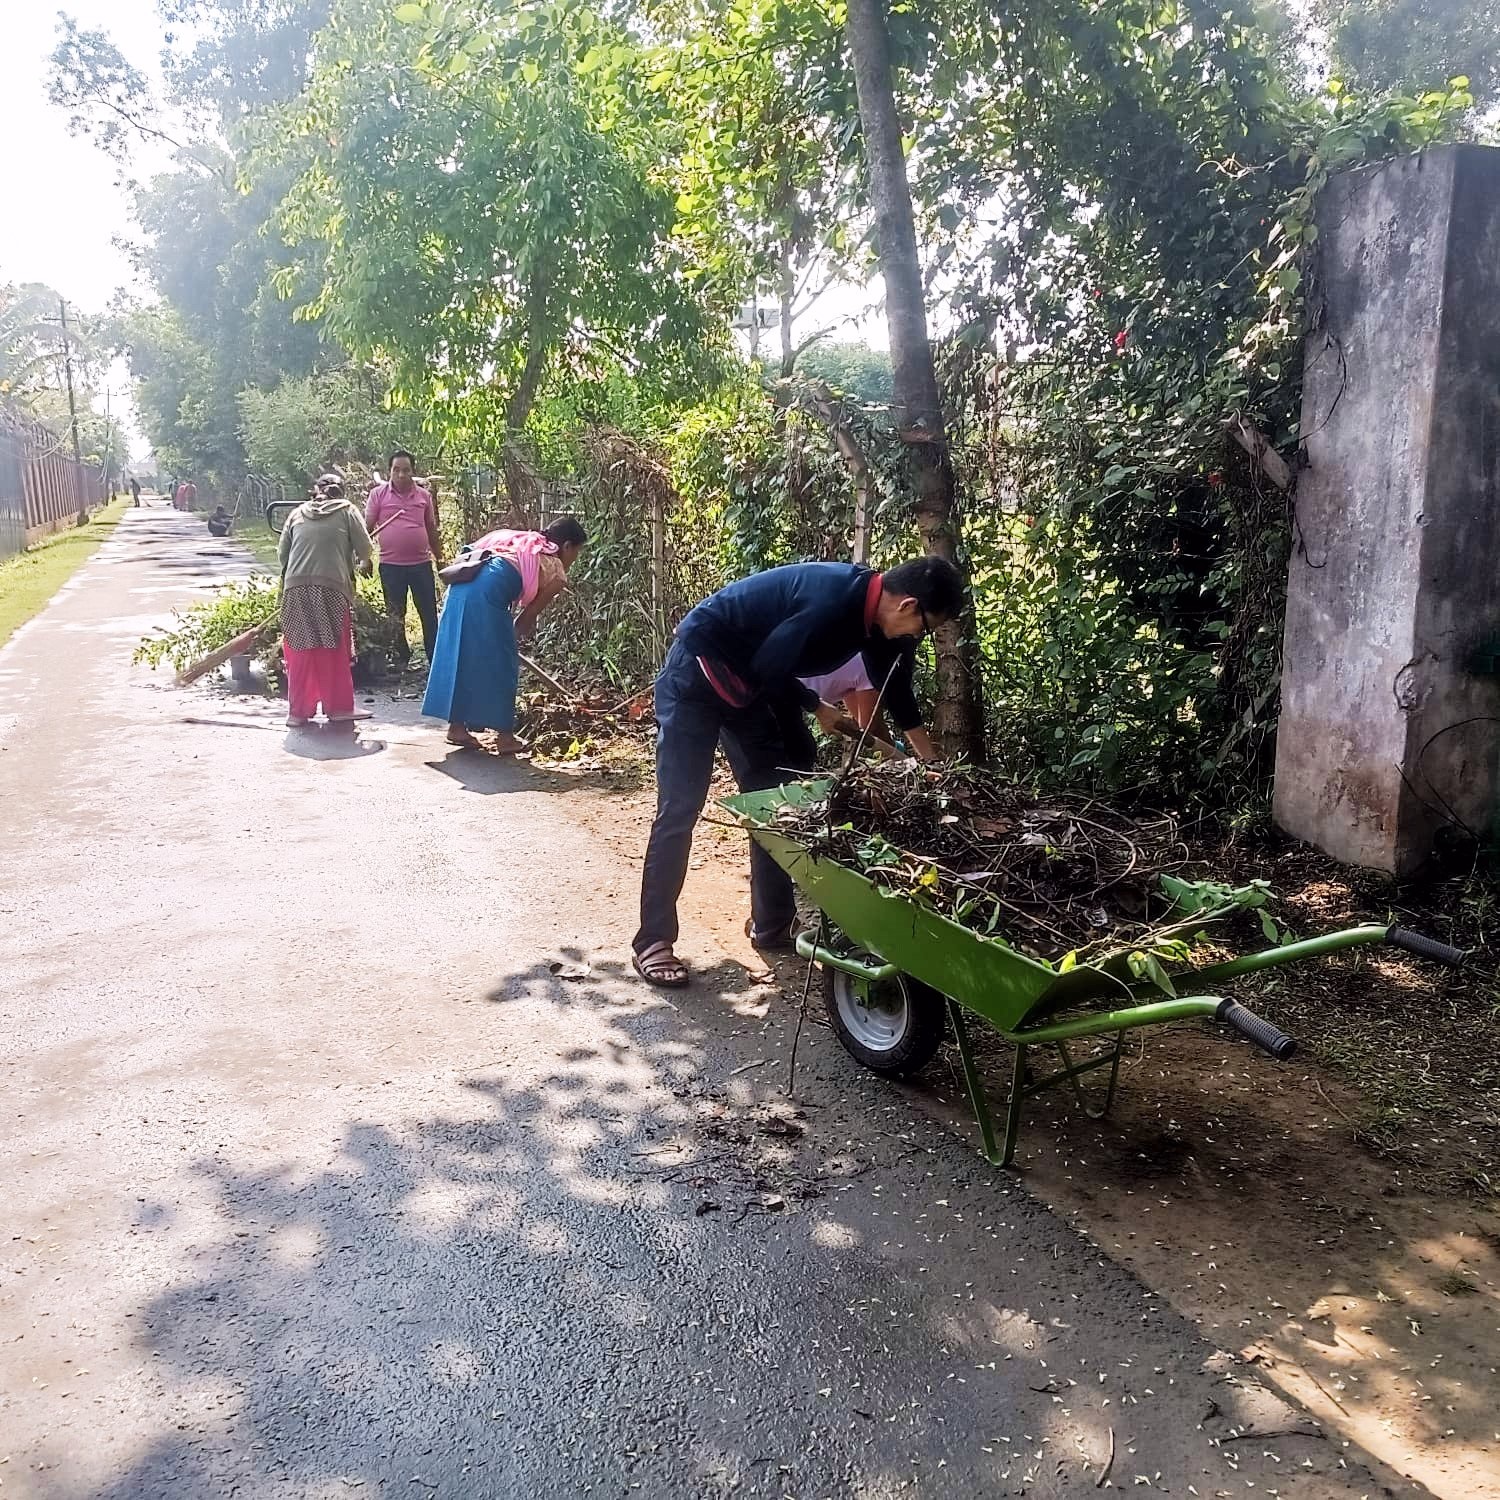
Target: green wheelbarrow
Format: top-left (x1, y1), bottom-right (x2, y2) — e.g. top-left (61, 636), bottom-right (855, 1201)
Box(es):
top-left (723, 780), bottom-right (1468, 1167)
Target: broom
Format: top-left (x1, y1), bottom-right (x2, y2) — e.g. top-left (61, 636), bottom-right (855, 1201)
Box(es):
top-left (175, 622), bottom-right (273, 686)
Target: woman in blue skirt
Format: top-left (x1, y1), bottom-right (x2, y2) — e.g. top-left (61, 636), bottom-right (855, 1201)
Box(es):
top-left (422, 516), bottom-right (587, 753)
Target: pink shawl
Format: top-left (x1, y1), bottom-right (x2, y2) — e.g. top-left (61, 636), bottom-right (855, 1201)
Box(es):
top-left (469, 528), bottom-right (558, 608)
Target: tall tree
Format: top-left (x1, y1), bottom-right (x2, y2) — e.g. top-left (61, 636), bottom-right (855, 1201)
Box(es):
top-left (48, 3), bottom-right (334, 490)
top-left (1312, 0), bottom-right (1499, 111)
top-left (265, 0), bottom-right (720, 514)
top-left (843, 0), bottom-right (983, 759)
top-left (0, 282), bottom-right (113, 450)
top-left (649, 0), bottom-right (866, 378)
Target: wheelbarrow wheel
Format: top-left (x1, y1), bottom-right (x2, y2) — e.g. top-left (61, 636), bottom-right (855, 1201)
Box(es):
top-left (822, 965), bottom-right (945, 1077)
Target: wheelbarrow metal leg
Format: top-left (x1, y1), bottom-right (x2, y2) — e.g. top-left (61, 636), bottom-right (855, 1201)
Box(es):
top-left (1052, 1035), bottom-right (1125, 1121)
top-left (947, 999), bottom-right (1005, 1166)
top-left (1003, 1040), bottom-right (1027, 1168)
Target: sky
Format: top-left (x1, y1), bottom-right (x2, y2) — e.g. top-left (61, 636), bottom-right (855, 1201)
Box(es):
top-left (3, 0), bottom-right (178, 459)
top-left (3, 0), bottom-right (173, 308)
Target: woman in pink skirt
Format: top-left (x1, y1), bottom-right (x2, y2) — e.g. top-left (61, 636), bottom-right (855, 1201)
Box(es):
top-left (276, 476), bottom-right (373, 728)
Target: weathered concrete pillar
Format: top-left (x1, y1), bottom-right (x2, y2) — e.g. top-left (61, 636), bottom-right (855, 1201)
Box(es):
top-left (1274, 144), bottom-right (1500, 874)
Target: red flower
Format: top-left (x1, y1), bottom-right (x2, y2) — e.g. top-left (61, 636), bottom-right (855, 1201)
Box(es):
top-left (1207, 471), bottom-right (1224, 487)
top-left (1113, 329), bottom-right (1129, 350)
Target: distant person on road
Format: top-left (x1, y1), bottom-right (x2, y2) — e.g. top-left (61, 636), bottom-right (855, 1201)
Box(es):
top-left (365, 450), bottom-right (441, 672)
top-left (206, 505), bottom-right (232, 537)
top-left (278, 476), bottom-right (374, 730)
top-left (422, 517), bottom-right (587, 754)
top-left (129, 476), bottom-right (141, 507)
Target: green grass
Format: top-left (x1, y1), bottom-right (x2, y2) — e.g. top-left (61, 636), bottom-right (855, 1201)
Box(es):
top-left (0, 496), bottom-right (132, 648)
top-left (236, 518), bottom-right (282, 574)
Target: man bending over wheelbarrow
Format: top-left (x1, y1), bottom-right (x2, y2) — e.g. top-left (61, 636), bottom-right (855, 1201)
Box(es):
top-left (632, 556), bottom-right (965, 988)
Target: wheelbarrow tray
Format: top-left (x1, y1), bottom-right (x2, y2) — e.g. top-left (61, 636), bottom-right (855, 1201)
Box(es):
top-left (722, 779), bottom-right (1466, 1167)
top-left (724, 780), bottom-right (1214, 1037)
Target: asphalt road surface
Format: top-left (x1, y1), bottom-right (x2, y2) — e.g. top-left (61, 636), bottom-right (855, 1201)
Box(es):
top-left (1, 509), bottom-right (1402, 1498)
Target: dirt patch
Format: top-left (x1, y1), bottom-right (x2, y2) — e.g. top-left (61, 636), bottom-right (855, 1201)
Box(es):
top-left (981, 1031), bottom-right (1500, 1500)
top-left (563, 762), bottom-right (1500, 1500)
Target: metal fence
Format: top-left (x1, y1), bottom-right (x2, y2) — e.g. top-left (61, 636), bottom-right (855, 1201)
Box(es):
top-left (0, 405), bottom-right (107, 562)
top-left (233, 474), bottom-right (295, 522)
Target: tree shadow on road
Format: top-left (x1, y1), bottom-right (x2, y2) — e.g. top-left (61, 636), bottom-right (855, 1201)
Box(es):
top-left (30, 961), bottom-right (1411, 1500)
top-left (424, 749), bottom-right (599, 797)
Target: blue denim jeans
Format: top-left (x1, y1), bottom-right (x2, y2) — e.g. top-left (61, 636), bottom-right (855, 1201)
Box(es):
top-left (634, 642), bottom-right (812, 954)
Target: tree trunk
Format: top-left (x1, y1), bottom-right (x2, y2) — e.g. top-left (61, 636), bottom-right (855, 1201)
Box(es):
top-left (844, 0), bottom-right (984, 760)
top-left (778, 236), bottom-right (797, 379)
top-left (807, 383), bottom-right (873, 564)
top-left (498, 268), bottom-right (552, 526)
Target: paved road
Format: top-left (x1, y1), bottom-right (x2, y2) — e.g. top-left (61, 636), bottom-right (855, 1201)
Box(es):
top-left (1, 510), bottom-right (1401, 1498)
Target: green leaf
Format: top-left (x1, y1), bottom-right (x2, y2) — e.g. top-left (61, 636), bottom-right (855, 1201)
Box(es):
top-left (393, 2), bottom-right (425, 22)
top-left (1126, 951), bottom-right (1177, 997)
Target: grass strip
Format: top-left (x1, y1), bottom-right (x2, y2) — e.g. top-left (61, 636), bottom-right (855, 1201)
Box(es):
top-left (0, 496), bottom-right (132, 649)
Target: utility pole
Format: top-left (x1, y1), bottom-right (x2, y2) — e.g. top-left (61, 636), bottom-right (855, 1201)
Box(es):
top-left (58, 300), bottom-right (88, 525)
top-left (103, 386), bottom-right (114, 500)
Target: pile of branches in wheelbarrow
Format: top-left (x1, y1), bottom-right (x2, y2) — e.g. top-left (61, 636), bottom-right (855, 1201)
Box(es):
top-left (772, 760), bottom-right (1254, 961)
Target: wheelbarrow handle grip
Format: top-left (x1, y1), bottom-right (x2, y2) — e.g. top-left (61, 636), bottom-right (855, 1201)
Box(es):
top-left (1386, 926), bottom-right (1467, 968)
top-left (1215, 999), bottom-right (1297, 1061)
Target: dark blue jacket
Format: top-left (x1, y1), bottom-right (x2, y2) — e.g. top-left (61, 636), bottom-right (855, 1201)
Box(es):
top-left (674, 562), bottom-right (922, 728)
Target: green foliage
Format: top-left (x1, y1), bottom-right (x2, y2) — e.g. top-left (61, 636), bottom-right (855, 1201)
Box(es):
top-left (239, 368), bottom-right (425, 484)
top-left (917, 3), bottom-right (1475, 798)
top-left (135, 572), bottom-right (398, 691)
top-left (159, 0), bottom-right (333, 124)
top-left (262, 0), bottom-right (723, 462)
top-left (116, 303), bottom-right (244, 485)
top-left (644, 0), bottom-right (865, 334)
top-left (50, 6), bottom-right (333, 492)
top-left (134, 574), bottom-right (283, 674)
top-left (0, 283), bottom-right (71, 402)
top-left (1314, 0), bottom-right (1500, 111)
top-left (796, 341), bottom-right (894, 404)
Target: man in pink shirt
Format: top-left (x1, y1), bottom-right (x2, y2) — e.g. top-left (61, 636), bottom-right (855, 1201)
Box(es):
top-left (365, 449), bottom-right (442, 669)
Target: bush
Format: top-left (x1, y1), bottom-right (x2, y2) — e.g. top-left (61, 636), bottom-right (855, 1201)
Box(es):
top-left (135, 573), bottom-right (400, 693)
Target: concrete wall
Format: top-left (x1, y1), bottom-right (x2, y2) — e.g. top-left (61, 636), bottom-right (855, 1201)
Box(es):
top-left (1274, 145), bottom-right (1500, 873)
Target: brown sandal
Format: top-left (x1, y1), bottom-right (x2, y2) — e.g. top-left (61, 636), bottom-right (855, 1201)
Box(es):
top-left (633, 942), bottom-right (689, 988)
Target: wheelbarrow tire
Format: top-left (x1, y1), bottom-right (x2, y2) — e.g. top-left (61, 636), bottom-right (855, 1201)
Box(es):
top-left (821, 965), bottom-right (946, 1077)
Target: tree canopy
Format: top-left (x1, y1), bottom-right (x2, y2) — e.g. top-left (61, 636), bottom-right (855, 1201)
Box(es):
top-left (46, 0), bottom-right (1484, 789)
